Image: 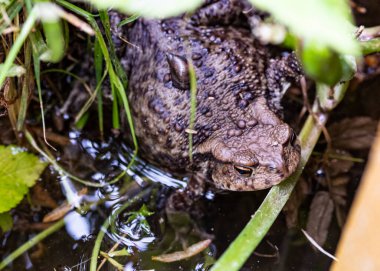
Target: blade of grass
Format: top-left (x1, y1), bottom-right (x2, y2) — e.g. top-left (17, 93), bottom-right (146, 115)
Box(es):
top-left (0, 4), bottom-right (38, 88)
top-left (0, 0), bottom-right (23, 34)
top-left (34, 3), bottom-right (66, 62)
top-left (30, 36), bottom-right (57, 151)
top-left (0, 219), bottom-right (65, 270)
top-left (94, 38), bottom-right (104, 138)
top-left (25, 130), bottom-right (107, 187)
top-left (16, 41), bottom-right (32, 131)
top-left (210, 80), bottom-right (351, 271)
top-left (188, 61), bottom-right (197, 162)
top-left (40, 19), bottom-right (65, 63)
top-left (56, 0), bottom-right (138, 156)
top-left (75, 111), bottom-right (90, 130)
top-left (74, 68), bottom-right (108, 123)
top-left (117, 13), bottom-right (140, 27)
top-left (111, 82), bottom-right (120, 129)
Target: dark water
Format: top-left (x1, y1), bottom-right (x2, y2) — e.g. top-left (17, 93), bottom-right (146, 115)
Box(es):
top-left (0, 126), bottom-right (341, 271)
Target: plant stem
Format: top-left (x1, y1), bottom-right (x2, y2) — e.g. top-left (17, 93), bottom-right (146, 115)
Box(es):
top-left (360, 38), bottom-right (380, 55)
top-left (0, 219), bottom-right (65, 270)
top-left (90, 188), bottom-right (152, 271)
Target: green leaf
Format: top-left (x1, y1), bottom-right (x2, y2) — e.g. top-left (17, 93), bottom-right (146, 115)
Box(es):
top-left (87, 0), bottom-right (203, 18)
top-left (0, 212), bottom-right (13, 232)
top-left (108, 248), bottom-right (130, 257)
top-left (249, 0), bottom-right (359, 55)
top-left (300, 42), bottom-right (343, 86)
top-left (124, 204), bottom-right (154, 234)
top-left (117, 14), bottom-right (140, 27)
top-left (126, 204), bottom-right (154, 224)
top-left (0, 145), bottom-right (47, 213)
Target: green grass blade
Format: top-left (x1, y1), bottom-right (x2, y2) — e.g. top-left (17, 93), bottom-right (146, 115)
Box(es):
top-left (99, 10), bottom-right (128, 87)
top-left (117, 13), bottom-right (140, 27)
top-left (16, 41), bottom-right (32, 131)
top-left (40, 19), bottom-right (65, 62)
top-left (74, 69), bottom-right (108, 123)
top-left (56, 0), bottom-right (138, 154)
top-left (94, 38), bottom-right (104, 137)
top-left (111, 82), bottom-right (120, 129)
top-left (30, 46), bottom-right (57, 150)
top-left (188, 61), bottom-right (197, 162)
top-left (0, 0), bottom-right (23, 34)
top-left (0, 5), bottom-right (37, 88)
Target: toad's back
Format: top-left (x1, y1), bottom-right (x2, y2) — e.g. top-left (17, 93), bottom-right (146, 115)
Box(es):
top-left (117, 1), bottom-right (301, 191)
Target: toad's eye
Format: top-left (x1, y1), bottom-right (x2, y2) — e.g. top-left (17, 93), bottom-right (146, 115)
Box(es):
top-left (234, 165), bottom-right (253, 177)
top-left (166, 53), bottom-right (189, 90)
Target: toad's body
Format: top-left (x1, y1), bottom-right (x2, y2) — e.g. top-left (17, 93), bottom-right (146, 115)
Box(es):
top-left (114, 0), bottom-right (301, 191)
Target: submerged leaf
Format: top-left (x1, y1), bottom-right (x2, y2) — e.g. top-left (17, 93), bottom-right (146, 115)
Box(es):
top-left (152, 239), bottom-right (212, 262)
top-left (0, 145), bottom-right (47, 213)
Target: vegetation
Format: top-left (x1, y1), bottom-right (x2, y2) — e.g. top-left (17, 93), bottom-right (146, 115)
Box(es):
top-left (0, 0), bottom-right (379, 270)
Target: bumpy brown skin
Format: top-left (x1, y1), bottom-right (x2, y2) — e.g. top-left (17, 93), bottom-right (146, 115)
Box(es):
top-left (117, 0), bottom-right (301, 191)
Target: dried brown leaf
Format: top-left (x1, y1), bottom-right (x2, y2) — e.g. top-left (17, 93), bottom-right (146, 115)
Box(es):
top-left (283, 178), bottom-right (309, 228)
top-left (306, 191), bottom-right (334, 247)
top-left (152, 239), bottom-right (212, 262)
top-left (329, 117), bottom-right (377, 150)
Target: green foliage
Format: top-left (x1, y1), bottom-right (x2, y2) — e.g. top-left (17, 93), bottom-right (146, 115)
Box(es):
top-left (87, 0), bottom-right (203, 18)
top-left (0, 145), bottom-right (47, 213)
top-left (249, 0), bottom-right (359, 55)
top-left (108, 248), bottom-right (130, 257)
top-left (117, 14), bottom-right (140, 27)
top-left (300, 42), bottom-right (344, 86)
top-left (126, 204), bottom-right (154, 232)
top-left (0, 212), bottom-right (13, 232)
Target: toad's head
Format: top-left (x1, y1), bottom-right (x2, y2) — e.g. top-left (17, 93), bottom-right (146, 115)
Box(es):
top-left (196, 100), bottom-right (301, 191)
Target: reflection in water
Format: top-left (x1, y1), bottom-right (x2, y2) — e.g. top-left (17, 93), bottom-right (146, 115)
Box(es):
top-left (60, 135), bottom-right (188, 263)
top-left (64, 211), bottom-right (91, 240)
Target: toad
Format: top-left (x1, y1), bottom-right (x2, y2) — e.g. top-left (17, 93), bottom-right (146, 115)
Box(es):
top-left (114, 0), bottom-right (301, 195)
